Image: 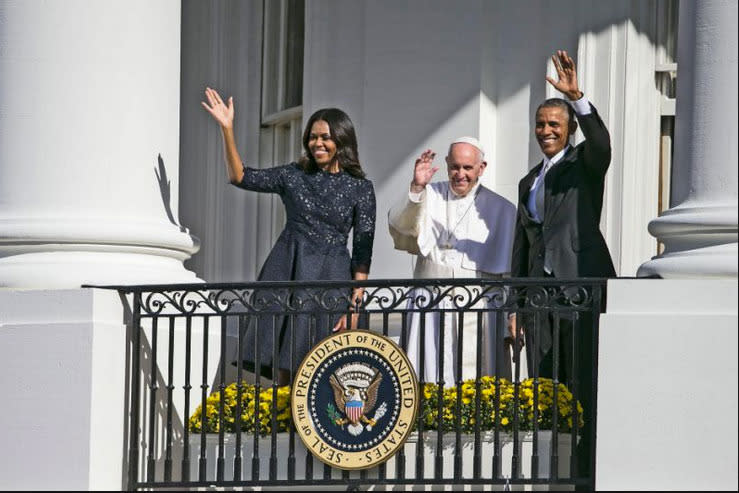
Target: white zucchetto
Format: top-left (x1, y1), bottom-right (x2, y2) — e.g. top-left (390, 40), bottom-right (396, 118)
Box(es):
top-left (449, 136), bottom-right (485, 158)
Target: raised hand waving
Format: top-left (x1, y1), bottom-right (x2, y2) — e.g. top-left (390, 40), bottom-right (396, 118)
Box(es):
top-left (201, 87), bottom-right (234, 129)
top-left (410, 149), bottom-right (439, 193)
top-left (545, 50), bottom-right (583, 101)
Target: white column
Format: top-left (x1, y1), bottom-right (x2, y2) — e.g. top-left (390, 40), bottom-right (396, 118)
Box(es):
top-left (0, 0), bottom-right (200, 288)
top-left (638, 0), bottom-right (738, 278)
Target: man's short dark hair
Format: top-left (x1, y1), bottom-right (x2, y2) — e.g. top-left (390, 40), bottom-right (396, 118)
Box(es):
top-left (536, 98), bottom-right (575, 124)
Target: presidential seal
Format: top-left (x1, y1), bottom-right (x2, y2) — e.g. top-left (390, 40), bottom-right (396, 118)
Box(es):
top-left (291, 331), bottom-right (418, 470)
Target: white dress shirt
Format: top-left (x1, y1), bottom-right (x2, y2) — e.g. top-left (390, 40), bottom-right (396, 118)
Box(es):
top-left (526, 145), bottom-right (569, 223)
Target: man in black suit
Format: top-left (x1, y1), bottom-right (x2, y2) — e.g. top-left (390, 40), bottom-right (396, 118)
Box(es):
top-left (511, 50), bottom-right (615, 282)
top-left (509, 50), bottom-right (616, 481)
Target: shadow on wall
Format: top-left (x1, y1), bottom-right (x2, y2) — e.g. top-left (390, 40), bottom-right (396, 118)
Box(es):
top-left (119, 292), bottom-right (133, 490)
top-left (306, 2), bottom-right (664, 281)
top-left (155, 154), bottom-right (188, 234)
top-left (331, 2), bottom-right (661, 191)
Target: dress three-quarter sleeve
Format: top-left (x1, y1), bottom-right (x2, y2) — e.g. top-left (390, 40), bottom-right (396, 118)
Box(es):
top-left (351, 179), bottom-right (376, 274)
top-left (235, 163), bottom-right (292, 193)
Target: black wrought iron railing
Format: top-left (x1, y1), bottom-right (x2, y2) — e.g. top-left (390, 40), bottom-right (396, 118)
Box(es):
top-left (99, 278), bottom-right (606, 490)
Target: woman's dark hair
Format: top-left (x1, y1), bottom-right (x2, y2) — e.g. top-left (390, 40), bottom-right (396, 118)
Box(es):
top-left (298, 108), bottom-right (366, 179)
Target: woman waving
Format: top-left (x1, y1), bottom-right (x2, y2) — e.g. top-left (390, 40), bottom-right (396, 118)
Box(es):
top-left (202, 88), bottom-right (376, 384)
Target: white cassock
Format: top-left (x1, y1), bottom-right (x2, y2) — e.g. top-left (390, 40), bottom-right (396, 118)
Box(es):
top-left (388, 181), bottom-right (516, 385)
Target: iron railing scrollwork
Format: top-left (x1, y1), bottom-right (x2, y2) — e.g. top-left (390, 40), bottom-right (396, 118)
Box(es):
top-left (133, 281), bottom-right (595, 316)
top-left (95, 278), bottom-right (606, 490)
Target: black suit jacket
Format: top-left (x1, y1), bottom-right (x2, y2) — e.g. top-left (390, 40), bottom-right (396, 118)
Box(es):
top-left (511, 103), bottom-right (616, 278)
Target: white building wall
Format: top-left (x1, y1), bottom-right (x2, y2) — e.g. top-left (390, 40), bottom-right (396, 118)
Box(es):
top-left (179, 1), bottom-right (264, 283)
top-left (597, 279), bottom-right (738, 490)
top-left (304, 0), bottom-right (490, 279)
top-left (0, 290), bottom-right (127, 490)
top-left (476, 1), bottom-right (666, 278)
top-left (0, 287), bottom-right (223, 490)
top-left (180, 1), bottom-right (672, 281)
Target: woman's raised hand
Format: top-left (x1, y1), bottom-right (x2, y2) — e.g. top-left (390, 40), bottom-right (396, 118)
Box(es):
top-left (201, 87), bottom-right (234, 129)
top-left (202, 87), bottom-right (242, 182)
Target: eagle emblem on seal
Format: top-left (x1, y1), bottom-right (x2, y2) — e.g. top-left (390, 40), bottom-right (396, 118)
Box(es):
top-left (327, 363), bottom-right (387, 436)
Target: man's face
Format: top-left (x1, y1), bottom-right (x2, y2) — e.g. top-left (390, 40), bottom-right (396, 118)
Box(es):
top-left (535, 106), bottom-right (574, 158)
top-left (446, 143), bottom-right (486, 196)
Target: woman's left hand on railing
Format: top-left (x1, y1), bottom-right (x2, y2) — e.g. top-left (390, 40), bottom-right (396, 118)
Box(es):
top-left (332, 288), bottom-right (364, 332)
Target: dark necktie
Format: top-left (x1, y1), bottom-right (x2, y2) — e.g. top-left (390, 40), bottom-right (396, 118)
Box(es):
top-left (535, 162), bottom-right (550, 223)
top-left (536, 162), bottom-right (553, 274)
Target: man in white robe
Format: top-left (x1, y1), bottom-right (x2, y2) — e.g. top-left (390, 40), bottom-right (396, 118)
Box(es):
top-left (388, 137), bottom-right (516, 386)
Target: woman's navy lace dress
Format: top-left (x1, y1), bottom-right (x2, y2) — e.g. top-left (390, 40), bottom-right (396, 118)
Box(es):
top-left (235, 162), bottom-right (376, 377)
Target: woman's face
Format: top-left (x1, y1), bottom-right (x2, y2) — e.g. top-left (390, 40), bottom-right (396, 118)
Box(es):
top-left (308, 120), bottom-right (338, 168)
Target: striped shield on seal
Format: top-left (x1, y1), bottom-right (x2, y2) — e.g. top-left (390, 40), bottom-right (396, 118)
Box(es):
top-left (345, 399), bottom-right (364, 424)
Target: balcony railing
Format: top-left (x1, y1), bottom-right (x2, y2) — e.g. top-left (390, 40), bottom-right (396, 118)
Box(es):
top-left (100, 278), bottom-right (606, 490)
